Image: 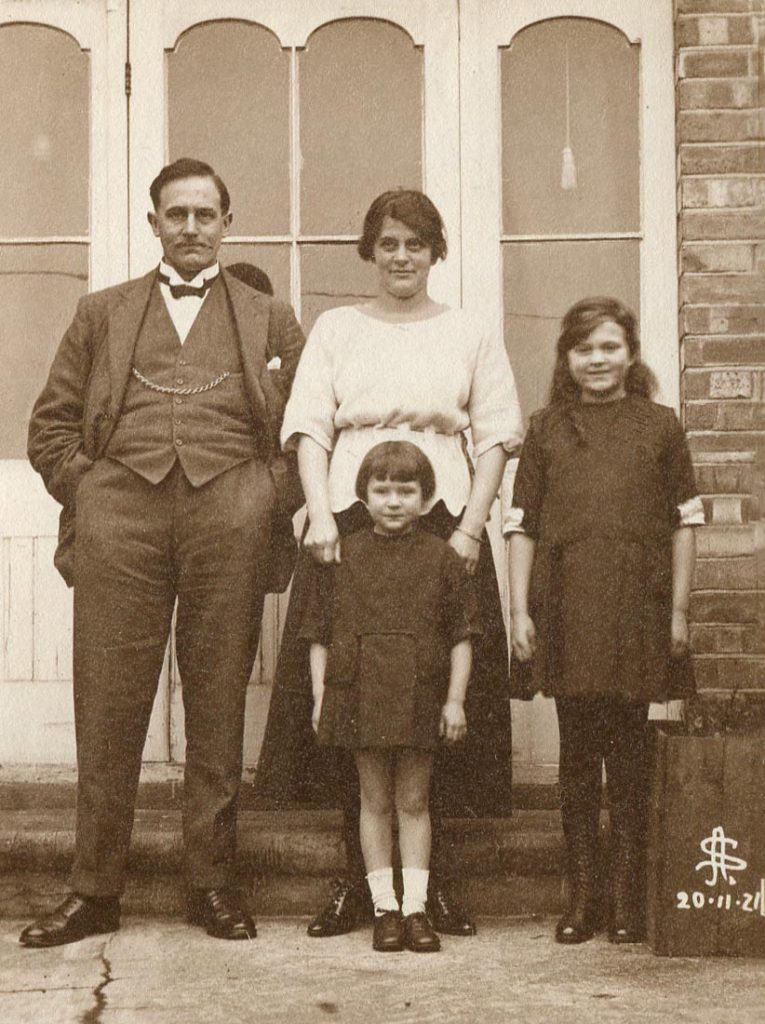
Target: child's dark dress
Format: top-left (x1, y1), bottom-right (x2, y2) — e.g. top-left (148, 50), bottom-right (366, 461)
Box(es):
top-left (300, 526), bottom-right (482, 751)
top-left (508, 396), bottom-right (702, 703)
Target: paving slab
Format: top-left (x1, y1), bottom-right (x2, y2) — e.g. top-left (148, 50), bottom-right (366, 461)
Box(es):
top-left (2, 916), bottom-right (763, 1024)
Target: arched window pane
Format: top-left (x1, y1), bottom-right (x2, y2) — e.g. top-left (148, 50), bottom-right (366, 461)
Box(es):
top-left (300, 19), bottom-right (422, 235)
top-left (503, 241), bottom-right (639, 415)
top-left (168, 21), bottom-right (290, 235)
top-left (0, 245), bottom-right (88, 458)
top-left (501, 19), bottom-right (639, 235)
top-left (0, 25), bottom-right (89, 237)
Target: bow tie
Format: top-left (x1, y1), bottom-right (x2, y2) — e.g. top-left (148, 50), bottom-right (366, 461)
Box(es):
top-left (159, 273), bottom-right (216, 300)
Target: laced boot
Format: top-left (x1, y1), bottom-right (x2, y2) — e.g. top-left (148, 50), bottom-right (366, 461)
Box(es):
top-left (608, 830), bottom-right (644, 944)
top-left (555, 833), bottom-right (598, 944)
top-left (307, 877), bottom-right (365, 938)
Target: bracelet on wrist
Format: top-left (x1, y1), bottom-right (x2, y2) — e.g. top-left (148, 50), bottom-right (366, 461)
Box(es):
top-left (456, 525), bottom-right (482, 544)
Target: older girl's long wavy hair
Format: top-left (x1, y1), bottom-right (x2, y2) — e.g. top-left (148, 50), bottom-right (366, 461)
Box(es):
top-left (548, 296), bottom-right (657, 405)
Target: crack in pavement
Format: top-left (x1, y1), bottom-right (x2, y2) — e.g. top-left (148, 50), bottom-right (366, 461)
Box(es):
top-left (79, 936), bottom-right (114, 1024)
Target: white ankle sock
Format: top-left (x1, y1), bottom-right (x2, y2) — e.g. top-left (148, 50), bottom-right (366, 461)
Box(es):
top-left (366, 868), bottom-right (399, 916)
top-left (401, 867), bottom-right (429, 917)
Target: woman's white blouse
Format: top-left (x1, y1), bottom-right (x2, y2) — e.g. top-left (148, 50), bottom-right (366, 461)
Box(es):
top-left (281, 305), bottom-right (524, 515)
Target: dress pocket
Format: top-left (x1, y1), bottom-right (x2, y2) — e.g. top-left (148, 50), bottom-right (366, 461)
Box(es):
top-left (326, 636), bottom-right (359, 687)
top-left (358, 632), bottom-right (418, 747)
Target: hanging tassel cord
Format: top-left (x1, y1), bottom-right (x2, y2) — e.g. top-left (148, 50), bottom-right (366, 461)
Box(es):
top-left (561, 43), bottom-right (577, 191)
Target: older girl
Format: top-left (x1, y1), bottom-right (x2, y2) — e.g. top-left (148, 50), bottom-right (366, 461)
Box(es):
top-left (505, 297), bottom-right (703, 945)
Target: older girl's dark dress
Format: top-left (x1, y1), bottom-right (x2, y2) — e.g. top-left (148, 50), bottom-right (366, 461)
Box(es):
top-left (509, 395), bottom-right (700, 702)
top-left (300, 527), bottom-right (481, 751)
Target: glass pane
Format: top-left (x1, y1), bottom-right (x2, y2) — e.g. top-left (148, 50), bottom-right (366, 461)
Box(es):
top-left (0, 25), bottom-right (89, 237)
top-left (301, 20), bottom-right (422, 235)
top-left (501, 19), bottom-right (639, 235)
top-left (502, 240), bottom-right (639, 416)
top-left (168, 21), bottom-right (290, 235)
top-left (300, 244), bottom-right (376, 333)
top-left (220, 243), bottom-right (290, 300)
top-left (0, 245), bottom-right (88, 458)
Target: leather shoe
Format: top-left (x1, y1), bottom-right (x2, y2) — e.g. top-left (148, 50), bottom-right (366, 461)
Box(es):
top-left (403, 912), bottom-right (441, 952)
top-left (19, 893), bottom-right (120, 948)
top-left (187, 888), bottom-right (256, 940)
top-left (426, 886), bottom-right (476, 936)
top-left (372, 910), bottom-right (404, 952)
top-left (307, 877), bottom-right (365, 938)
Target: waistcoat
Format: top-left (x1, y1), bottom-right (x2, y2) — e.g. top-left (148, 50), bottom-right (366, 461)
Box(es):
top-left (106, 279), bottom-right (258, 486)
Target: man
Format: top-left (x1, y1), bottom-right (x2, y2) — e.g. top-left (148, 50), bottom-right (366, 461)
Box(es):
top-left (21, 159), bottom-right (304, 947)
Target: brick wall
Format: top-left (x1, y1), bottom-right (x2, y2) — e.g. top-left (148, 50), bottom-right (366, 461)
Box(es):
top-left (676, 0), bottom-right (765, 694)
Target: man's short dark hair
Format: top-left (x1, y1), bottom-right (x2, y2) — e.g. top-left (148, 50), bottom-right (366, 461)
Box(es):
top-left (149, 158), bottom-right (231, 214)
top-left (355, 441), bottom-right (436, 502)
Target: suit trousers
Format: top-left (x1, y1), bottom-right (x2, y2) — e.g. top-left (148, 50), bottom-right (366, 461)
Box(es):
top-left (71, 457), bottom-right (274, 897)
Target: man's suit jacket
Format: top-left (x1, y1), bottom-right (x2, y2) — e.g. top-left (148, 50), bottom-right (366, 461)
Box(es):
top-left (28, 268), bottom-right (305, 586)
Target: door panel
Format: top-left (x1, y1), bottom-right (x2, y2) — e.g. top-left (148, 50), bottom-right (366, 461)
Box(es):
top-left (0, 1), bottom-right (163, 761)
top-left (461, 0), bottom-right (680, 773)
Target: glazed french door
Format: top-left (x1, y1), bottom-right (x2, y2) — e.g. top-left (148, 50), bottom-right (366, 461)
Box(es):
top-left (0, 1), bottom-right (144, 760)
top-left (127, 0), bottom-right (462, 764)
top-left (460, 0), bottom-right (680, 779)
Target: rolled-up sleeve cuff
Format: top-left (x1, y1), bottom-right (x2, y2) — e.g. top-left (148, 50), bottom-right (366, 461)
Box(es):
top-left (471, 409), bottom-right (525, 459)
top-left (502, 506), bottom-right (527, 535)
top-left (677, 495), bottom-right (705, 526)
top-left (281, 426), bottom-right (334, 454)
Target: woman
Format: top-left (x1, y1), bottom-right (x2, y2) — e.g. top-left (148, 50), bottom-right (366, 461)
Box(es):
top-left (257, 190), bottom-right (524, 937)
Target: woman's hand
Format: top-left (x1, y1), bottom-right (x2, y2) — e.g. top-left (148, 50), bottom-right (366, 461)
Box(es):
top-left (670, 609), bottom-right (689, 658)
top-left (439, 700), bottom-right (467, 744)
top-left (511, 612), bottom-right (536, 662)
top-left (448, 529), bottom-right (481, 575)
top-left (303, 514), bottom-right (341, 564)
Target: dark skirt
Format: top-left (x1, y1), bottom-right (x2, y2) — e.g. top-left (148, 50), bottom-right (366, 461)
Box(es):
top-left (255, 501), bottom-right (513, 817)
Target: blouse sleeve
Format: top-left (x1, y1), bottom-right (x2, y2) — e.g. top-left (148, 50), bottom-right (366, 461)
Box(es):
top-left (467, 324), bottom-right (525, 458)
top-left (441, 547), bottom-right (483, 646)
top-left (664, 409), bottom-right (705, 527)
top-left (501, 413), bottom-right (544, 538)
top-left (280, 312), bottom-right (338, 453)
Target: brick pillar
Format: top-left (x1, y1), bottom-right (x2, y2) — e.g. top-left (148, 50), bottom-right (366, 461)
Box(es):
top-left (676, 0), bottom-right (765, 694)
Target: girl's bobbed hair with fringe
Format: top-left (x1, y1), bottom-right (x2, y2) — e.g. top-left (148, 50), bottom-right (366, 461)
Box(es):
top-left (357, 190), bottom-right (447, 264)
top-left (549, 296), bottom-right (657, 405)
top-left (355, 441), bottom-right (436, 503)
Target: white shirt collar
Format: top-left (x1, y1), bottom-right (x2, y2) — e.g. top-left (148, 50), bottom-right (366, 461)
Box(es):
top-left (159, 260), bottom-right (220, 290)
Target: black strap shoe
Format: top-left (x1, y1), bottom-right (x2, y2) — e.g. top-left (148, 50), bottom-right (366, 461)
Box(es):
top-left (372, 910), bottom-right (404, 952)
top-left (403, 912), bottom-right (441, 953)
top-left (426, 885), bottom-right (476, 936)
top-left (307, 877), bottom-right (365, 938)
top-left (19, 893), bottom-right (120, 948)
top-left (187, 888), bottom-right (256, 940)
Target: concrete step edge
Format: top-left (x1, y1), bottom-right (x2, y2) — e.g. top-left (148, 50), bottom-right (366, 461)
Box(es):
top-left (0, 808), bottom-right (569, 879)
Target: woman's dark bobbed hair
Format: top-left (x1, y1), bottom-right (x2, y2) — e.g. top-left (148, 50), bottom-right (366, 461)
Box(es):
top-left (549, 296), bottom-right (657, 404)
top-left (357, 189), bottom-right (447, 264)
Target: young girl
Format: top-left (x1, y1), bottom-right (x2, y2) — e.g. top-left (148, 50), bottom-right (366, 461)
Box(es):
top-left (301, 441), bottom-right (481, 953)
top-left (505, 297), bottom-right (704, 945)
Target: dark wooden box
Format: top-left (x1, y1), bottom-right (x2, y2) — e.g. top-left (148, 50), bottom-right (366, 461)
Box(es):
top-left (647, 722), bottom-right (765, 957)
